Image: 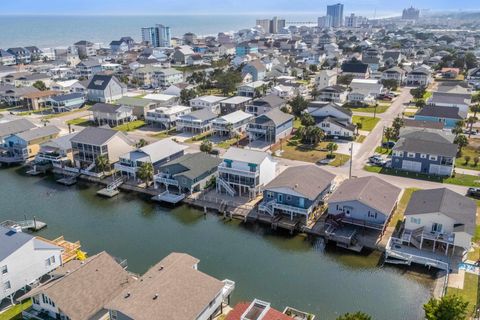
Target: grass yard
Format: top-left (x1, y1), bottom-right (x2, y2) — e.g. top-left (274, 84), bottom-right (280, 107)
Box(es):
top-left (149, 128), bottom-right (178, 139)
top-left (184, 131), bottom-right (213, 143)
top-left (352, 115), bottom-right (380, 132)
top-left (272, 139), bottom-right (350, 166)
top-left (16, 108), bottom-right (51, 116)
top-left (364, 165), bottom-right (480, 187)
top-left (216, 137), bottom-right (241, 149)
top-left (446, 273), bottom-right (479, 316)
top-left (113, 120), bottom-right (146, 132)
top-left (66, 117), bottom-right (93, 127)
top-left (42, 105), bottom-right (91, 119)
top-left (455, 146), bottom-right (480, 171)
top-left (389, 188), bottom-right (419, 229)
top-left (374, 146), bottom-right (393, 155)
top-left (0, 300), bottom-right (32, 320)
top-left (348, 103), bottom-right (391, 114)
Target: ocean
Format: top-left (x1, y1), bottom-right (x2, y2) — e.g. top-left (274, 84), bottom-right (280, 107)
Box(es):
top-left (0, 14), bottom-right (322, 49)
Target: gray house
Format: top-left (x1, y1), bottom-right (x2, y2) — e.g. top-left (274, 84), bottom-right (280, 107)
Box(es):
top-left (260, 165), bottom-right (336, 224)
top-left (247, 108), bottom-right (293, 144)
top-left (391, 130), bottom-right (457, 176)
top-left (87, 75), bottom-right (127, 103)
top-left (154, 152), bottom-right (221, 194)
top-left (328, 176), bottom-right (401, 230)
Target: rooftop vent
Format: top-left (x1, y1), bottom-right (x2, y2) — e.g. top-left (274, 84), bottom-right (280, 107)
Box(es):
top-left (153, 294), bottom-right (159, 300)
top-left (125, 292), bottom-right (131, 298)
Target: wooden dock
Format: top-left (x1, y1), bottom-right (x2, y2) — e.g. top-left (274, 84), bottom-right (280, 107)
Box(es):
top-left (152, 191), bottom-right (185, 204)
top-left (57, 176), bottom-right (78, 186)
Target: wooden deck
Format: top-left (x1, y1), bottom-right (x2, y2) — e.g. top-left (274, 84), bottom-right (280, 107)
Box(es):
top-left (36, 235), bottom-right (83, 264)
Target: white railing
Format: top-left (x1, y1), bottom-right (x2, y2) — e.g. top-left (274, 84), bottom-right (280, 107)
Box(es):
top-left (222, 279), bottom-right (235, 299)
top-left (114, 163), bottom-right (138, 174)
top-left (272, 202), bottom-right (310, 215)
top-left (217, 177), bottom-right (236, 196)
top-left (218, 164), bottom-right (259, 178)
top-left (154, 175), bottom-right (179, 187)
top-left (247, 125), bottom-right (267, 133)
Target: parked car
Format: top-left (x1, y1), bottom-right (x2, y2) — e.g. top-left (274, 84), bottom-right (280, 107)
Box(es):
top-left (382, 141), bottom-right (395, 148)
top-left (467, 187), bottom-right (480, 198)
top-left (368, 155), bottom-right (385, 166)
top-left (209, 149), bottom-right (220, 156)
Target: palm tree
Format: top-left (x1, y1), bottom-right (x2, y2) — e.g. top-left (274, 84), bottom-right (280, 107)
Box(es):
top-left (137, 162), bottom-right (154, 189)
top-left (467, 116), bottom-right (478, 138)
top-left (326, 142), bottom-right (338, 157)
top-left (470, 104), bottom-right (480, 118)
top-left (356, 122), bottom-right (363, 135)
top-left (452, 120), bottom-right (465, 137)
top-left (137, 139), bottom-right (148, 148)
top-left (454, 134), bottom-right (468, 156)
top-left (384, 127), bottom-right (395, 149)
top-left (95, 155), bottom-right (109, 175)
top-left (225, 123), bottom-right (234, 138)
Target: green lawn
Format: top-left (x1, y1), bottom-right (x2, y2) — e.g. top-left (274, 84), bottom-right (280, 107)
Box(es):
top-left (364, 165), bottom-right (480, 187)
top-left (0, 300), bottom-right (32, 320)
top-left (375, 146), bottom-right (393, 155)
top-left (352, 115), bottom-right (380, 132)
top-left (16, 108), bottom-right (51, 116)
top-left (113, 120), bottom-right (146, 132)
top-left (272, 139), bottom-right (349, 166)
top-left (447, 273), bottom-right (479, 316)
top-left (389, 188), bottom-right (420, 229)
top-left (216, 137), bottom-right (241, 149)
top-left (348, 103), bottom-right (390, 114)
top-left (184, 131), bottom-right (213, 143)
top-left (456, 146), bottom-right (480, 171)
top-left (66, 118), bottom-right (93, 127)
top-left (149, 128), bottom-right (178, 139)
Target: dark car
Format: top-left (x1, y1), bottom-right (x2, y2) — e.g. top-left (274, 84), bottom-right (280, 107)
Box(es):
top-left (467, 188), bottom-right (480, 198)
top-left (209, 149), bottom-right (220, 156)
top-left (382, 141), bottom-right (395, 149)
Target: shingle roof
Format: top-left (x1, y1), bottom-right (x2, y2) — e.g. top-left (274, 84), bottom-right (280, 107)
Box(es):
top-left (161, 152), bottom-right (221, 180)
top-left (0, 119), bottom-right (36, 138)
top-left (16, 125), bottom-right (60, 142)
top-left (260, 108), bottom-right (294, 126)
top-left (71, 127), bottom-right (128, 146)
top-left (87, 75), bottom-right (125, 90)
top-left (51, 92), bottom-right (85, 102)
top-left (415, 106), bottom-right (463, 120)
top-left (403, 119), bottom-right (444, 130)
top-left (226, 302), bottom-right (294, 320)
top-left (265, 165), bottom-right (335, 201)
top-left (394, 130), bottom-right (457, 157)
top-left (105, 252), bottom-right (224, 320)
top-left (20, 252), bottom-right (134, 320)
top-left (329, 176), bottom-right (401, 215)
top-left (341, 62), bottom-right (369, 73)
top-left (90, 102), bottom-right (129, 113)
top-left (404, 188), bottom-right (476, 235)
top-left (181, 108), bottom-right (217, 122)
top-left (222, 147), bottom-right (270, 165)
top-left (429, 92), bottom-right (471, 105)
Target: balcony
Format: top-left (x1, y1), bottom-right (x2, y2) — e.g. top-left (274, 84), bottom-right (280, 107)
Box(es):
top-left (221, 279), bottom-right (235, 300)
top-left (272, 202), bottom-right (311, 215)
top-left (247, 125), bottom-right (267, 134)
top-left (154, 173), bottom-right (179, 187)
top-left (114, 163), bottom-right (138, 174)
top-left (218, 163), bottom-right (258, 178)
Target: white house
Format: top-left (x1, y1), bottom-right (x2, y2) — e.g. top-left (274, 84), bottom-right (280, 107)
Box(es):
top-left (403, 188), bottom-right (476, 253)
top-left (212, 110), bottom-right (253, 136)
top-left (145, 105), bottom-right (192, 129)
top-left (318, 117), bottom-right (356, 138)
top-left (315, 69), bottom-right (337, 90)
top-left (307, 101), bottom-right (353, 123)
top-left (406, 66), bottom-right (433, 87)
top-left (90, 103), bottom-right (135, 127)
top-left (347, 79), bottom-right (383, 104)
top-left (217, 147), bottom-right (276, 198)
top-left (237, 81), bottom-right (267, 98)
top-left (86, 75), bottom-right (127, 103)
top-left (190, 95), bottom-right (227, 114)
top-left (0, 226), bottom-right (62, 303)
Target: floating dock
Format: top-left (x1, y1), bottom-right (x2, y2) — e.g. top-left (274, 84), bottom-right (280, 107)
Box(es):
top-left (1, 219), bottom-right (47, 232)
top-left (57, 176), bottom-right (78, 186)
top-left (97, 188), bottom-right (120, 197)
top-left (152, 191), bottom-right (185, 204)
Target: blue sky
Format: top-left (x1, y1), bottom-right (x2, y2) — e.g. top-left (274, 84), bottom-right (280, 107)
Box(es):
top-left (1, 0), bottom-right (479, 16)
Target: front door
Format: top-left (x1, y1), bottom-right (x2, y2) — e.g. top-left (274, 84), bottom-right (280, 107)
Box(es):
top-left (431, 223), bottom-right (443, 233)
top-left (277, 194), bottom-right (283, 203)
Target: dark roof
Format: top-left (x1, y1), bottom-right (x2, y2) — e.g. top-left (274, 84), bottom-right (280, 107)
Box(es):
top-left (71, 127), bottom-right (128, 146)
top-left (181, 109), bottom-right (217, 122)
top-left (74, 40), bottom-right (94, 46)
top-left (110, 40), bottom-right (125, 46)
top-left (161, 152), bottom-right (221, 180)
top-left (252, 94), bottom-right (285, 109)
top-left (393, 131), bottom-right (458, 157)
top-left (403, 119), bottom-right (444, 130)
top-left (90, 102), bottom-right (125, 113)
top-left (341, 62), bottom-right (369, 74)
top-left (322, 116), bottom-right (356, 131)
top-left (265, 165), bottom-right (335, 201)
top-left (429, 92), bottom-right (471, 105)
top-left (405, 188), bottom-right (476, 235)
top-left (51, 92), bottom-right (85, 102)
top-left (309, 101), bottom-right (353, 117)
top-left (87, 75), bottom-right (119, 90)
top-left (415, 106), bottom-right (463, 120)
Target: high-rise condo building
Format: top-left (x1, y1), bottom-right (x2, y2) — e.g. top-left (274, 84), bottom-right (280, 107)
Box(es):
top-left (141, 24), bottom-right (171, 47)
top-left (327, 3), bottom-right (344, 28)
top-left (402, 7), bottom-right (420, 20)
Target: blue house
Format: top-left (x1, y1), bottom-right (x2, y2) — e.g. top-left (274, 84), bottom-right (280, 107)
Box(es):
top-left (414, 106), bottom-right (464, 129)
top-left (247, 108), bottom-right (293, 144)
top-left (260, 165), bottom-right (336, 224)
top-left (235, 42), bottom-right (259, 57)
top-left (49, 93), bottom-right (85, 113)
top-left (391, 129), bottom-right (457, 176)
top-left (241, 60), bottom-right (266, 81)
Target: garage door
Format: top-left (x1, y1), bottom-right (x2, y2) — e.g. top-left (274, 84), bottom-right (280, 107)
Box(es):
top-left (402, 160), bottom-right (421, 172)
top-left (429, 164), bottom-right (452, 176)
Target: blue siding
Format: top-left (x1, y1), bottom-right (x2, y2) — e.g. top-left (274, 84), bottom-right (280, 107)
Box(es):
top-left (264, 190), bottom-right (315, 210)
top-left (414, 115), bottom-right (458, 129)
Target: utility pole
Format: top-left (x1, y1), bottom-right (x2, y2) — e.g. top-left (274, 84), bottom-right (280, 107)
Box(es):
top-left (349, 142), bottom-right (353, 179)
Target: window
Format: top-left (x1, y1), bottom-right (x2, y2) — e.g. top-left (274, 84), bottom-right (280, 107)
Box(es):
top-left (33, 296), bottom-right (40, 305)
top-left (429, 155), bottom-right (437, 161)
top-left (420, 154), bottom-right (427, 159)
top-left (410, 217), bottom-right (421, 224)
top-left (1, 265), bottom-right (7, 274)
top-left (3, 281), bottom-right (11, 290)
top-left (45, 256), bottom-right (56, 267)
top-left (407, 152), bottom-right (415, 158)
top-left (111, 311), bottom-right (118, 320)
top-left (367, 211), bottom-right (377, 219)
top-left (286, 195), bottom-right (291, 201)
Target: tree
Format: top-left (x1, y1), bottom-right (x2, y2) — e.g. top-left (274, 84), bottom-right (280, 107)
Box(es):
top-left (337, 74), bottom-right (355, 86)
top-left (336, 312), bottom-right (372, 320)
top-left (423, 295), bottom-right (469, 320)
top-left (454, 134), bottom-right (468, 156)
top-left (415, 99), bottom-right (426, 109)
top-left (309, 64), bottom-right (318, 72)
top-left (391, 116), bottom-right (404, 139)
top-left (410, 86), bottom-right (426, 100)
top-left (137, 139), bottom-right (148, 148)
top-left (356, 122), bottom-right (362, 135)
top-left (384, 127), bottom-right (396, 148)
top-left (298, 126), bottom-right (324, 145)
top-left (311, 87), bottom-right (320, 100)
top-left (290, 95), bottom-right (309, 118)
top-left (452, 120), bottom-right (465, 137)
top-left (381, 79), bottom-right (398, 91)
top-left (464, 155), bottom-right (471, 165)
top-left (466, 116), bottom-right (478, 138)
top-left (180, 88), bottom-right (197, 105)
top-left (214, 69), bottom-right (242, 96)
top-left (300, 113), bottom-right (316, 127)
top-left (326, 142), bottom-right (338, 157)
top-left (33, 80), bottom-right (47, 91)
top-left (95, 155), bottom-right (109, 175)
top-left (474, 156), bottom-right (479, 167)
top-left (200, 140), bottom-right (213, 153)
top-left (137, 162), bottom-right (154, 189)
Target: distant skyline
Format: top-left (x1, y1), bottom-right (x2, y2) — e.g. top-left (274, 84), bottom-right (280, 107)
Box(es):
top-left (2, 0), bottom-right (479, 17)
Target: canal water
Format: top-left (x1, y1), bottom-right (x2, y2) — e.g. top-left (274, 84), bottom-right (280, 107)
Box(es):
top-left (0, 167), bottom-right (432, 319)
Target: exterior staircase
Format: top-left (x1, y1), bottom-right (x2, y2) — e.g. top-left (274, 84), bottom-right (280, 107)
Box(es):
top-left (217, 177), bottom-right (236, 197)
top-left (107, 177), bottom-right (125, 191)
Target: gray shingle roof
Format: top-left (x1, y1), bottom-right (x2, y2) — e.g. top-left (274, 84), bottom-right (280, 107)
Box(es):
top-left (71, 127), bottom-right (127, 146)
top-left (265, 165), bottom-right (335, 201)
top-left (260, 108), bottom-right (293, 126)
top-left (404, 188), bottom-right (476, 235)
top-left (0, 226), bottom-right (33, 261)
top-left (181, 109), bottom-right (217, 122)
top-left (161, 152), bottom-right (221, 180)
top-left (415, 106), bottom-right (463, 120)
top-left (393, 131), bottom-right (458, 157)
top-left (329, 176), bottom-right (401, 215)
top-left (16, 125), bottom-right (60, 142)
top-left (0, 119), bottom-right (36, 138)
